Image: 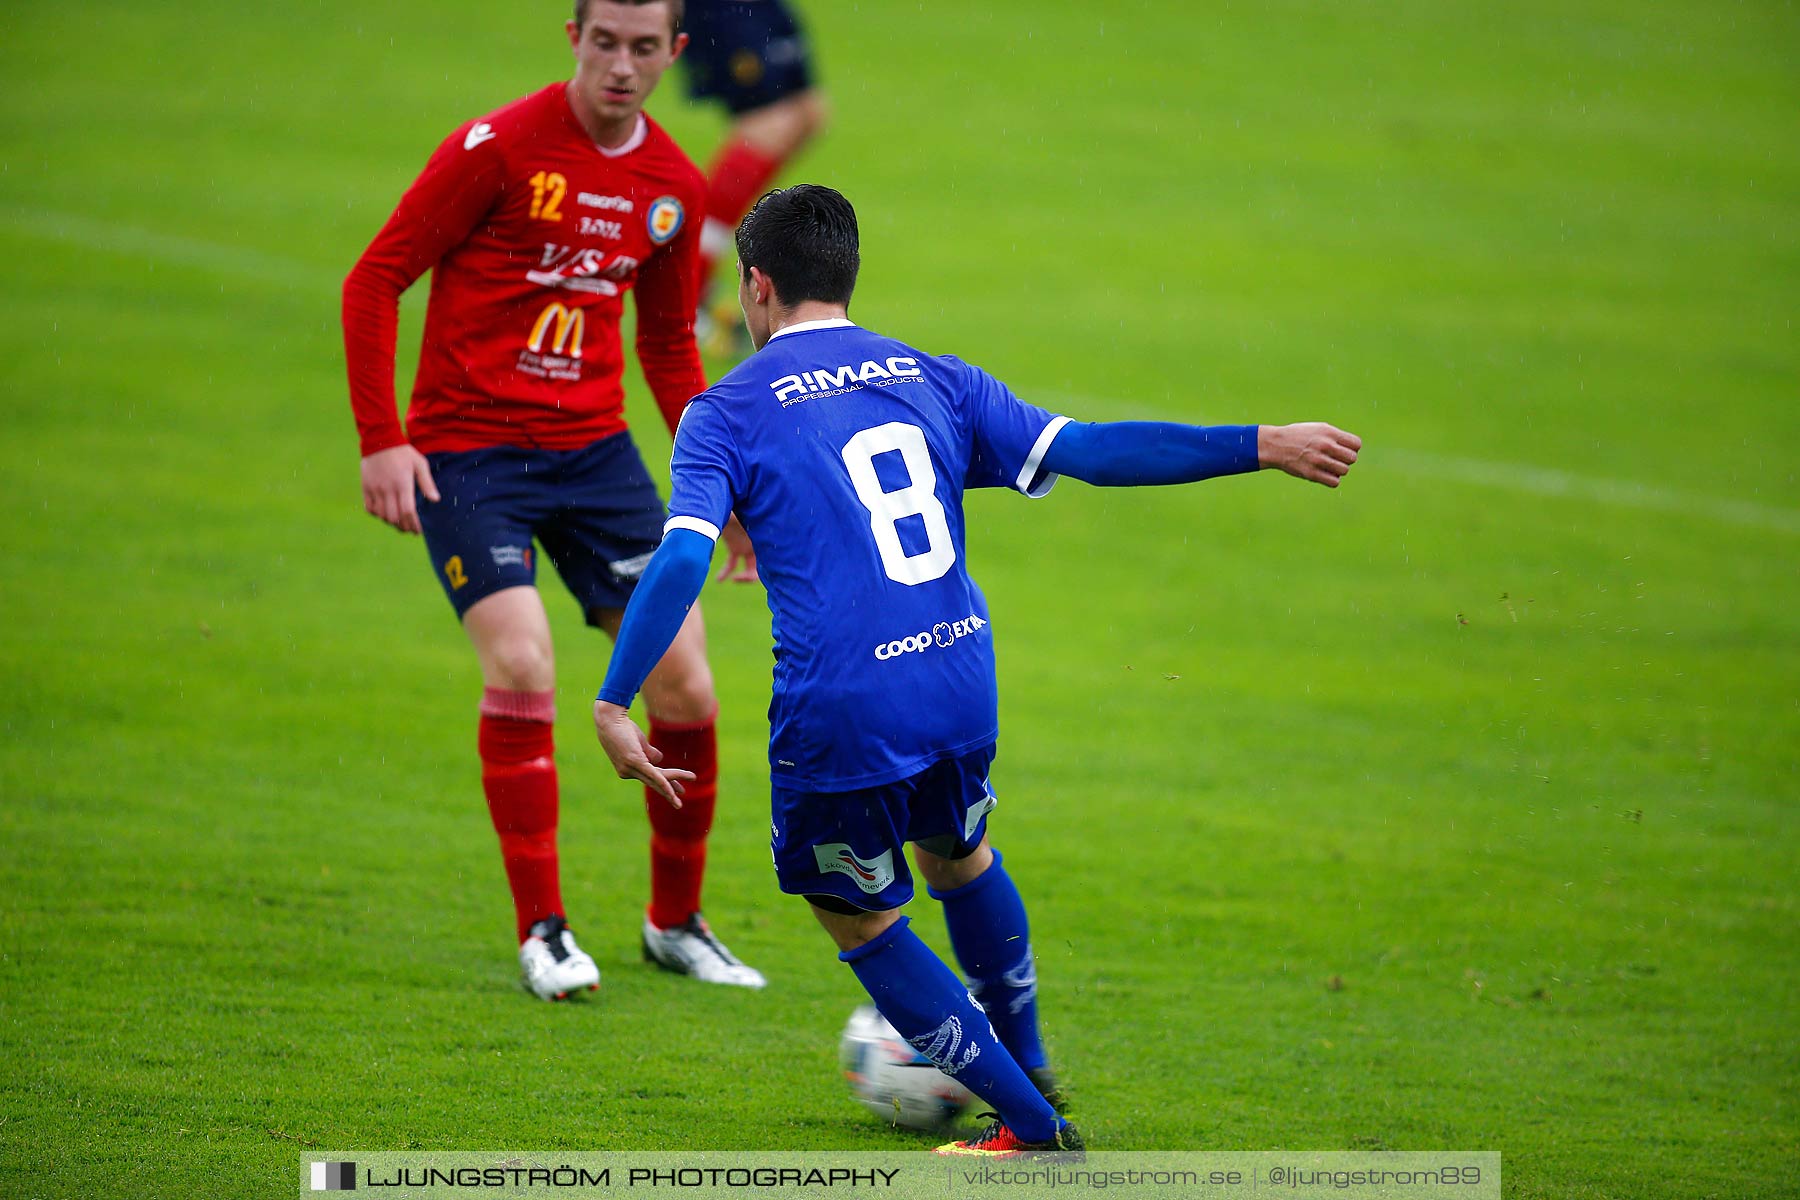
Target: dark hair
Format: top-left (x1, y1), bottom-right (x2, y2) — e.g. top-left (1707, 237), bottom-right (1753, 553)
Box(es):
top-left (572, 0), bottom-right (684, 37)
top-left (736, 185), bottom-right (860, 307)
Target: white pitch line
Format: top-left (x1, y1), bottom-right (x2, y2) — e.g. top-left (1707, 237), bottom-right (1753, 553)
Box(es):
top-left (7, 208), bottom-right (1795, 537)
top-left (1027, 392), bottom-right (1800, 536)
top-left (0, 206), bottom-right (341, 291)
top-left (1378, 448), bottom-right (1800, 536)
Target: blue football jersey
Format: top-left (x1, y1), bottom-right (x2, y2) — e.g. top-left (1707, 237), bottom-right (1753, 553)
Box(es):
top-left (666, 319), bottom-right (1069, 790)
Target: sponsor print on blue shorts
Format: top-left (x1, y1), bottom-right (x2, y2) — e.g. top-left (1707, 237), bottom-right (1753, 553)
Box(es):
top-left (770, 746), bottom-right (998, 912)
top-left (681, 0), bottom-right (814, 115)
top-left (418, 433), bottom-right (665, 623)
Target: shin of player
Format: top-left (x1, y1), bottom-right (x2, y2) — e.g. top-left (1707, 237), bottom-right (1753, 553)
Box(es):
top-left (929, 848), bottom-right (1056, 1097)
top-left (625, 606), bottom-right (762, 986)
top-left (815, 823), bottom-right (1065, 1144)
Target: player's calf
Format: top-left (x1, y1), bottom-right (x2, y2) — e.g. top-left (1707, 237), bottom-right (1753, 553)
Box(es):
top-left (929, 849), bottom-right (1051, 1078)
top-left (839, 915), bottom-right (1063, 1148)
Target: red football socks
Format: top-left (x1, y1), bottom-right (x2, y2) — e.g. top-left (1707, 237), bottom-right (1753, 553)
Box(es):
top-left (478, 688), bottom-right (562, 943)
top-left (699, 138), bottom-right (784, 283)
top-left (644, 713), bottom-right (719, 930)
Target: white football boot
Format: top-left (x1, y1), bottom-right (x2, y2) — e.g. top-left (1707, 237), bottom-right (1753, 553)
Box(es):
top-left (519, 914), bottom-right (600, 1001)
top-left (641, 913), bottom-right (767, 989)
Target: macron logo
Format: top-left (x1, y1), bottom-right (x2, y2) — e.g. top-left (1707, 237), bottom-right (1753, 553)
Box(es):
top-left (463, 122), bottom-right (496, 150)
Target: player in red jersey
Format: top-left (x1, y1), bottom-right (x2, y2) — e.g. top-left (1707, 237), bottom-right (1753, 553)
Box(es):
top-left (341, 0), bottom-right (765, 999)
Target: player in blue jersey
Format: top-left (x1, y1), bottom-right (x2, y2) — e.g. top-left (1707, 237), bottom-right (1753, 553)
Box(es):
top-left (592, 185), bottom-right (1361, 1156)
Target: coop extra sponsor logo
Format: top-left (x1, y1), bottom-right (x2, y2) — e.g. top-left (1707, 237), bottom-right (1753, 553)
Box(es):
top-left (872, 613), bottom-right (987, 661)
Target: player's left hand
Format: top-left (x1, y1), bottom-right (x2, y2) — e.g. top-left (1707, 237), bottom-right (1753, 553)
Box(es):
top-left (1257, 423), bottom-right (1362, 487)
top-left (718, 514), bottom-right (759, 584)
top-left (592, 700), bottom-right (695, 808)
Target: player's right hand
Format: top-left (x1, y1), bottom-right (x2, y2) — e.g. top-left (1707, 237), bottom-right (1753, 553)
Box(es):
top-left (360, 444), bottom-right (441, 535)
top-left (593, 700), bottom-right (696, 808)
top-left (1257, 423), bottom-right (1362, 488)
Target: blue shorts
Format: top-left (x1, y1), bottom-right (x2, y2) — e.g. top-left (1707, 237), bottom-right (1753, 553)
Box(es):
top-left (682, 0), bottom-right (815, 115)
top-left (770, 746), bottom-right (998, 913)
top-left (418, 435), bottom-right (665, 623)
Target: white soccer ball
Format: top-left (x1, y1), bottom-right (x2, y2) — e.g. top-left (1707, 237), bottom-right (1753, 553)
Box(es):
top-left (839, 1004), bottom-right (974, 1130)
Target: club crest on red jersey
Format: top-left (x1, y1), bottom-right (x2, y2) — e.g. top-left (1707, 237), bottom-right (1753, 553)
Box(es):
top-left (646, 195), bottom-right (684, 245)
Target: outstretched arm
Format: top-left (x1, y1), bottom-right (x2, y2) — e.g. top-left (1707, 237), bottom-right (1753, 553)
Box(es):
top-left (1041, 420), bottom-right (1360, 488)
top-left (592, 528), bottom-right (715, 807)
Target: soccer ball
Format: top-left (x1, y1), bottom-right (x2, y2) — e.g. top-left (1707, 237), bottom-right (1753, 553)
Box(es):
top-left (839, 1004), bottom-right (974, 1129)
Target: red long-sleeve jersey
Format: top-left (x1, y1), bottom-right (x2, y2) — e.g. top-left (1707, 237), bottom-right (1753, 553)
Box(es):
top-left (343, 83), bottom-right (708, 457)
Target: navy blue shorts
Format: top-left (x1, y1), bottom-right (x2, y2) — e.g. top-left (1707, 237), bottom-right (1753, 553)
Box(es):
top-left (418, 435), bottom-right (665, 624)
top-left (682, 0), bottom-right (815, 115)
top-left (770, 746), bottom-right (998, 913)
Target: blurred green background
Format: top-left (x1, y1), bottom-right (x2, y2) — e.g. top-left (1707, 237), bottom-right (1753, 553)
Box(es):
top-left (1, 2), bottom-right (1795, 1196)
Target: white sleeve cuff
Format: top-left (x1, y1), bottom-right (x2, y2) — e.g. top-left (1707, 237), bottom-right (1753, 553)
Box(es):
top-left (663, 515), bottom-right (722, 541)
top-left (1015, 415), bottom-right (1072, 499)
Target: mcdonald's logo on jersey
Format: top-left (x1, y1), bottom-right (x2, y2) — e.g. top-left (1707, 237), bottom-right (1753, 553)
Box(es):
top-left (646, 195), bottom-right (684, 245)
top-left (527, 302), bottom-right (585, 359)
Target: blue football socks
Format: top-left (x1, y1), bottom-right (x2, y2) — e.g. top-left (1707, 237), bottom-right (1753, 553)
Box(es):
top-left (930, 851), bottom-right (1048, 1073)
top-left (841, 916), bottom-right (1060, 1142)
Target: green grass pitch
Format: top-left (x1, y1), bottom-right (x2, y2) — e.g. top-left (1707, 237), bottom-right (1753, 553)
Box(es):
top-left (1, 2), bottom-right (1795, 1196)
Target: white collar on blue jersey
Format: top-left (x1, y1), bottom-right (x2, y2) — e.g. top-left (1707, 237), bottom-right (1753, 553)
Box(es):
top-left (767, 317), bottom-right (857, 341)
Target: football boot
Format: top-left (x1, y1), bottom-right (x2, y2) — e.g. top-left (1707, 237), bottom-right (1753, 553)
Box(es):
top-left (519, 914), bottom-right (600, 1001)
top-left (641, 913), bottom-right (766, 989)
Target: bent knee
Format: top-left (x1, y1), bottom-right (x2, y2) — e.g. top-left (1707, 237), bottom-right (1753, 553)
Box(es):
top-left (641, 659), bottom-right (717, 725)
top-left (914, 838), bottom-right (993, 892)
top-left (795, 90), bottom-right (829, 140)
top-left (486, 636), bottom-right (555, 692)
top-left (739, 90), bottom-right (829, 157)
top-left (809, 898), bottom-right (900, 954)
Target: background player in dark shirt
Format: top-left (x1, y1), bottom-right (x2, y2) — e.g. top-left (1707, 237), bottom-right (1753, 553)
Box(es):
top-left (680, 0), bottom-right (828, 359)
